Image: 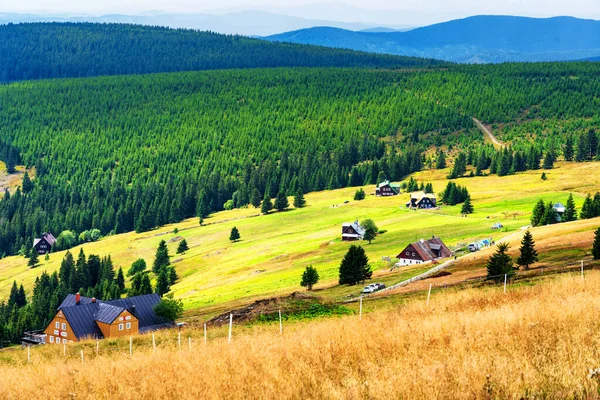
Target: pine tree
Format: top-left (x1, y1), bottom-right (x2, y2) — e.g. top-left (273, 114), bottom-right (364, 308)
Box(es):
top-left (250, 188), bottom-right (262, 208)
top-left (116, 267), bottom-right (125, 292)
top-left (293, 189), bottom-right (306, 208)
top-left (155, 268), bottom-right (170, 296)
top-left (176, 239), bottom-right (189, 254)
top-left (564, 136), bottom-right (574, 161)
top-left (152, 240), bottom-right (170, 273)
top-left (339, 245), bottom-right (372, 285)
top-left (300, 266), bottom-right (319, 291)
top-left (435, 150), bottom-right (446, 169)
top-left (229, 226), bottom-right (240, 242)
top-left (576, 134), bottom-right (587, 162)
top-left (353, 188), bottom-right (366, 201)
top-left (461, 195), bottom-right (474, 214)
top-left (261, 194), bottom-right (273, 214)
top-left (16, 284), bottom-right (26, 308)
top-left (59, 251), bottom-right (75, 291)
top-left (140, 273), bottom-right (153, 295)
top-left (28, 249), bottom-right (39, 268)
top-left (587, 129), bottom-right (598, 160)
top-left (542, 150), bottom-right (555, 169)
top-left (564, 193), bottom-right (577, 222)
top-left (21, 171), bottom-right (33, 194)
top-left (540, 202), bottom-right (558, 225)
top-left (486, 243), bottom-right (514, 282)
top-left (274, 190), bottom-right (289, 211)
top-left (531, 199), bottom-right (546, 227)
top-left (593, 227), bottom-right (600, 260)
top-left (541, 172), bottom-right (547, 180)
top-left (168, 266), bottom-right (178, 285)
top-left (580, 194), bottom-right (595, 220)
top-left (516, 230), bottom-right (538, 270)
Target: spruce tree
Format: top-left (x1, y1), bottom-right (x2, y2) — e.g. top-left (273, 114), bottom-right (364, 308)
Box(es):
top-left (516, 230), bottom-right (538, 270)
top-left (461, 195), bottom-right (474, 214)
top-left (274, 190), bottom-right (289, 211)
top-left (300, 266), bottom-right (319, 291)
top-left (593, 227), bottom-right (600, 260)
top-left (229, 226), bottom-right (241, 242)
top-left (580, 195), bottom-right (595, 220)
top-left (250, 188), bottom-right (262, 208)
top-left (339, 245), bottom-right (372, 285)
top-left (27, 249), bottom-right (39, 268)
top-left (486, 243), bottom-right (514, 282)
top-left (293, 189), bottom-right (306, 208)
top-left (564, 136), bottom-right (574, 161)
top-left (261, 194), bottom-right (273, 214)
top-left (564, 193), bottom-right (577, 222)
top-left (542, 150), bottom-right (555, 169)
top-left (155, 268), bottom-right (170, 297)
top-left (21, 171), bottom-right (33, 194)
top-left (576, 134), bottom-right (587, 162)
top-left (539, 202), bottom-right (558, 225)
top-left (435, 150), bottom-right (446, 169)
top-left (140, 273), bottom-right (153, 295)
top-left (116, 267), bottom-right (125, 292)
top-left (152, 240), bottom-right (170, 273)
top-left (354, 188), bottom-right (365, 201)
top-left (176, 239), bottom-right (189, 254)
top-left (531, 199), bottom-right (546, 227)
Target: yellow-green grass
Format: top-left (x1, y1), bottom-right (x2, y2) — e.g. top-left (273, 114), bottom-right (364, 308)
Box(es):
top-left (0, 162), bottom-right (32, 196)
top-left (1, 161), bottom-right (599, 318)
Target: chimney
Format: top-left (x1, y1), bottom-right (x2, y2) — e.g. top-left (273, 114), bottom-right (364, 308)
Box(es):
top-left (131, 304), bottom-right (136, 314)
top-left (75, 292), bottom-right (81, 305)
top-left (91, 297), bottom-right (96, 303)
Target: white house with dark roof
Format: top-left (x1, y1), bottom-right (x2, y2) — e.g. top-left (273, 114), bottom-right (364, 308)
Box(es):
top-left (342, 220), bottom-right (365, 241)
top-left (406, 192), bottom-right (437, 209)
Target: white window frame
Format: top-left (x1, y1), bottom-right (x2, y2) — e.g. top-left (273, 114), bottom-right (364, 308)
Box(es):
top-left (49, 336), bottom-right (54, 343)
top-left (126, 322), bottom-right (131, 330)
top-left (62, 323), bottom-right (66, 331)
top-left (55, 321), bottom-right (60, 329)
top-left (118, 323), bottom-right (124, 331)
top-left (63, 338), bottom-right (67, 344)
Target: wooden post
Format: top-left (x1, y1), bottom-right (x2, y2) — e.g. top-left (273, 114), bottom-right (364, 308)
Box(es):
top-left (80, 350), bottom-right (84, 364)
top-left (152, 333), bottom-right (156, 353)
top-left (279, 310), bottom-right (283, 335)
top-left (359, 296), bottom-right (363, 319)
top-left (63, 344), bottom-right (66, 357)
top-left (228, 314), bottom-right (233, 343)
top-left (204, 323), bottom-right (207, 344)
top-left (178, 331), bottom-right (181, 348)
top-left (426, 284), bottom-right (432, 307)
top-left (27, 345), bottom-right (30, 364)
top-left (504, 274), bottom-right (507, 294)
top-left (96, 340), bottom-right (99, 356)
top-left (129, 336), bottom-right (132, 356)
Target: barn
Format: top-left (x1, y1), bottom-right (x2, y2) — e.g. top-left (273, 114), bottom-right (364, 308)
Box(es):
top-left (396, 237), bottom-right (452, 266)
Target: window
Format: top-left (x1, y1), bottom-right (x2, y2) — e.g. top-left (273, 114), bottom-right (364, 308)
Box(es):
top-left (126, 322), bottom-right (131, 329)
top-left (63, 339), bottom-right (67, 344)
top-left (118, 323), bottom-right (124, 331)
top-left (49, 336), bottom-right (54, 343)
top-left (62, 323), bottom-right (66, 331)
top-left (406, 251), bottom-right (410, 256)
top-left (412, 252), bottom-right (416, 257)
top-left (55, 322), bottom-right (60, 329)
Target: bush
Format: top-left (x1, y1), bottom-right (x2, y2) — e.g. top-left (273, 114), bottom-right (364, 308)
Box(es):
top-left (55, 230), bottom-right (77, 251)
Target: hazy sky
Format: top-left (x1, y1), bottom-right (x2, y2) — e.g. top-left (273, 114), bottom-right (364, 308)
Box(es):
top-left (4, 0), bottom-right (600, 23)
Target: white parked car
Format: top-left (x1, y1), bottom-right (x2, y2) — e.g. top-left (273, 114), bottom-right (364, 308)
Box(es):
top-left (362, 286), bottom-right (376, 294)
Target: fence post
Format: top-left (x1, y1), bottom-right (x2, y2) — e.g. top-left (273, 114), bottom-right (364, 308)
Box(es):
top-left (204, 323), bottom-right (207, 344)
top-left (129, 336), bottom-right (132, 356)
top-left (27, 345), bottom-right (30, 364)
top-left (152, 333), bottom-right (156, 353)
top-left (63, 344), bottom-right (66, 357)
top-left (504, 274), bottom-right (507, 294)
top-left (359, 296), bottom-right (363, 319)
top-left (96, 340), bottom-right (99, 356)
top-left (279, 310), bottom-right (283, 335)
top-left (178, 331), bottom-right (181, 348)
top-left (80, 350), bottom-right (84, 364)
top-left (228, 314), bottom-right (233, 343)
top-left (426, 284), bottom-right (432, 307)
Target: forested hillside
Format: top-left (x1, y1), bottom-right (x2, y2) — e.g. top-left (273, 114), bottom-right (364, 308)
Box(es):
top-left (1, 63), bottom-right (600, 256)
top-left (0, 23), bottom-right (440, 83)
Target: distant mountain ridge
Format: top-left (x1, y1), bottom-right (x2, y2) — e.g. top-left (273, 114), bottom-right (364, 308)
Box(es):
top-left (265, 15), bottom-right (600, 63)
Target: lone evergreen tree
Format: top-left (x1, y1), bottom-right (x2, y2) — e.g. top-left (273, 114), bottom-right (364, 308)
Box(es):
top-left (116, 267), bottom-right (126, 292)
top-left (152, 240), bottom-right (170, 273)
top-left (155, 268), bottom-right (171, 297)
top-left (516, 230), bottom-right (538, 270)
top-left (486, 243), bottom-right (515, 282)
top-left (27, 249), bottom-right (39, 268)
top-left (300, 266), bottom-right (319, 291)
top-left (531, 199), bottom-right (546, 227)
top-left (274, 190), bottom-right (289, 211)
top-left (593, 227), bottom-right (600, 260)
top-left (293, 189), bottom-right (306, 208)
top-left (564, 193), bottom-right (577, 222)
top-left (229, 226), bottom-right (240, 242)
top-left (541, 172), bottom-right (547, 180)
top-left (261, 194), bottom-right (273, 214)
top-left (339, 245), bottom-right (372, 285)
top-left (354, 188), bottom-right (366, 201)
top-left (176, 239), bottom-right (189, 254)
top-left (461, 195), bottom-right (474, 214)
top-left (250, 188), bottom-right (262, 208)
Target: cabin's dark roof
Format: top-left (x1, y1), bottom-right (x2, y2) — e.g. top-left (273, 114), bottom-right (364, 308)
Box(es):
top-left (56, 293), bottom-right (175, 340)
top-left (396, 238), bottom-right (452, 261)
top-left (33, 232), bottom-right (57, 247)
top-left (95, 303), bottom-right (125, 324)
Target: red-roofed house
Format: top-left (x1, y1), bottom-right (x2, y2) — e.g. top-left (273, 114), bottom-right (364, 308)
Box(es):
top-left (396, 237), bottom-right (452, 266)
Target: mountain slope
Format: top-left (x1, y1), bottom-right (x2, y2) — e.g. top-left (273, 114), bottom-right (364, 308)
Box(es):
top-left (265, 16), bottom-right (600, 63)
top-left (0, 23), bottom-right (440, 83)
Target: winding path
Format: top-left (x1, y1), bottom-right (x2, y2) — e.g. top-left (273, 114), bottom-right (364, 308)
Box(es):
top-left (473, 118), bottom-right (505, 149)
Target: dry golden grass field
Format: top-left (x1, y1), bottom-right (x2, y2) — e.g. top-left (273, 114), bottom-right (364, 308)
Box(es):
top-left (3, 270), bottom-right (600, 399)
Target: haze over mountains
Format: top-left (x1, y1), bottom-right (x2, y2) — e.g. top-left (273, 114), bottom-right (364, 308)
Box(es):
top-left (266, 15), bottom-right (600, 63)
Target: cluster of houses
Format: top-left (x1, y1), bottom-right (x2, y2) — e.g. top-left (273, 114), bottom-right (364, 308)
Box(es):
top-left (375, 180), bottom-right (437, 209)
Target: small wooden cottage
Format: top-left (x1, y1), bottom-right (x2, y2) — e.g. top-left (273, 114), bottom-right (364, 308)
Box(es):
top-left (406, 192), bottom-right (437, 209)
top-left (33, 232), bottom-right (56, 255)
top-left (43, 293), bottom-right (174, 343)
top-left (396, 237), bottom-right (452, 266)
top-left (342, 220), bottom-right (365, 241)
top-left (375, 180), bottom-right (400, 197)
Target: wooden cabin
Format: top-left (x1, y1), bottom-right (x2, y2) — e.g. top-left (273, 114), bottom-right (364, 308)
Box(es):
top-left (375, 180), bottom-right (400, 197)
top-left (33, 232), bottom-right (56, 255)
top-left (406, 192), bottom-right (437, 209)
top-left (396, 237), bottom-right (452, 266)
top-left (43, 293), bottom-right (174, 343)
top-left (342, 220), bottom-right (365, 241)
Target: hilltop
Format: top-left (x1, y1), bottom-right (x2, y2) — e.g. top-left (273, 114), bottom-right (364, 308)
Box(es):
top-left (265, 15), bottom-right (600, 63)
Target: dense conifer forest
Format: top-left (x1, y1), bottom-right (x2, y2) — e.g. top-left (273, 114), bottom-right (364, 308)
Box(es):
top-left (0, 23), bottom-right (442, 83)
top-left (1, 57), bottom-right (600, 257)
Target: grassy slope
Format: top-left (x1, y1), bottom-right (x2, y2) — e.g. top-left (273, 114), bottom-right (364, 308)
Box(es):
top-left (1, 161), bottom-right (599, 317)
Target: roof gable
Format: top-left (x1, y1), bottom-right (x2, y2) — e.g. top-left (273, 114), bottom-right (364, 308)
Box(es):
top-left (95, 303), bottom-right (126, 324)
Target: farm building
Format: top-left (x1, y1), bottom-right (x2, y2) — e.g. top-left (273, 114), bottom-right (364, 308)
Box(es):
top-left (42, 293), bottom-right (174, 344)
top-left (553, 202), bottom-right (566, 221)
top-left (406, 192), bottom-right (437, 209)
top-left (33, 232), bottom-right (56, 255)
top-left (375, 180), bottom-right (400, 197)
top-left (396, 237), bottom-right (452, 266)
top-left (342, 220), bottom-right (365, 241)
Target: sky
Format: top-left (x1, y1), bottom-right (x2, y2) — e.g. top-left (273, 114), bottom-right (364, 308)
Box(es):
top-left (3, 0), bottom-right (600, 25)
